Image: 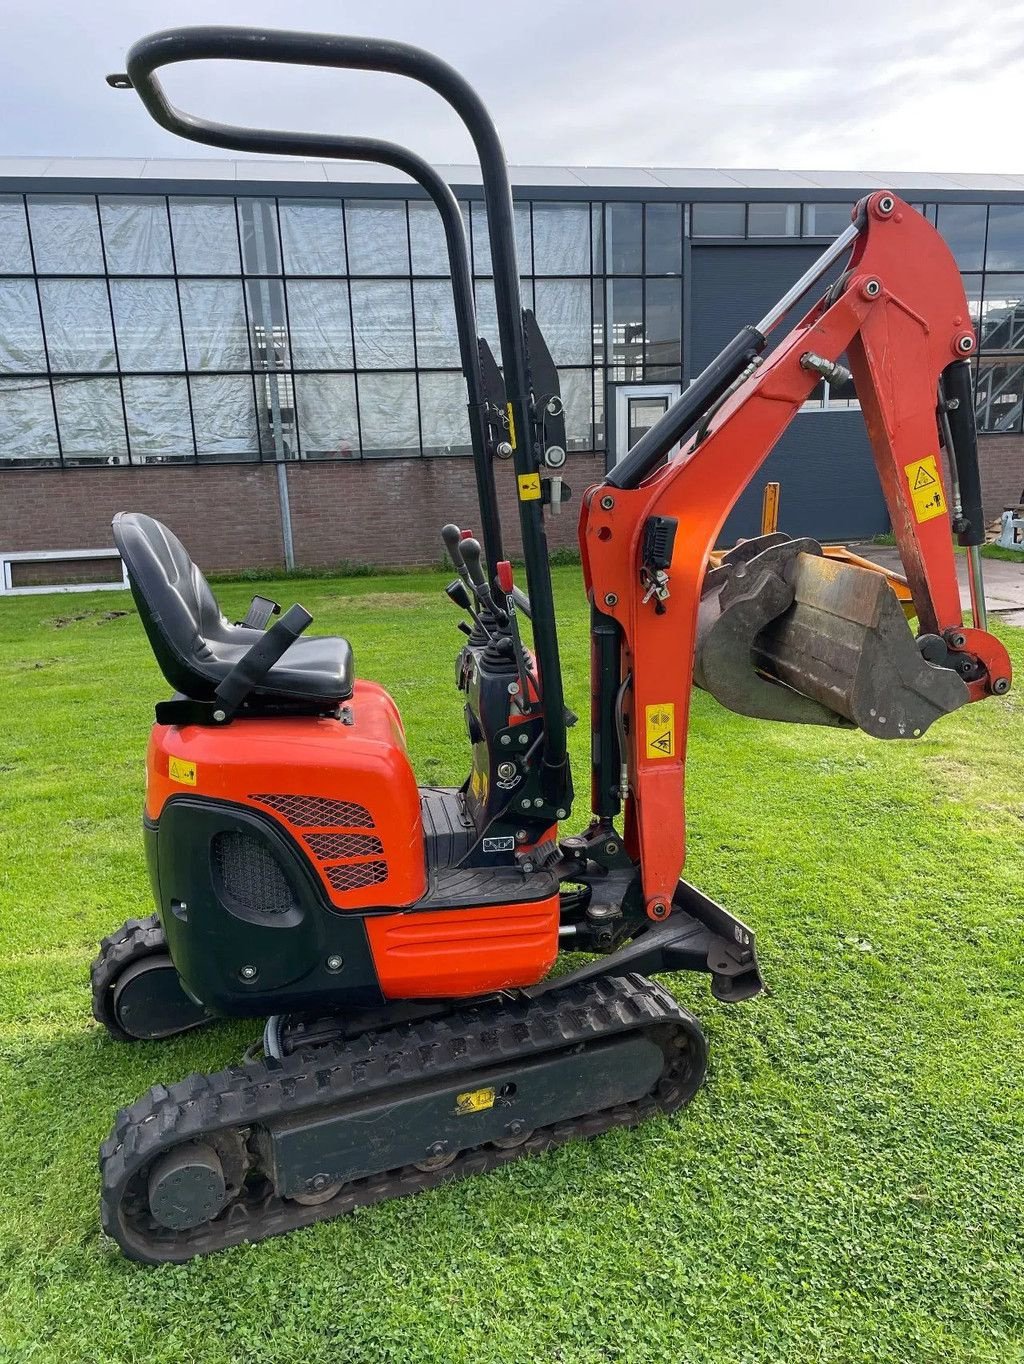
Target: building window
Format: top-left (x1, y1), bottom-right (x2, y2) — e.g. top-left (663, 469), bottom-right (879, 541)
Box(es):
top-left (0, 195), bottom-right (32, 273)
top-left (976, 358), bottom-right (1024, 433)
top-left (747, 203), bottom-right (799, 238)
top-left (605, 203), bottom-right (643, 274)
top-left (936, 203), bottom-right (987, 271)
top-left (531, 202), bottom-right (591, 276)
top-left (980, 275), bottom-right (1024, 352)
top-left (0, 187), bottom-right (689, 466)
top-left (985, 205), bottom-right (1024, 271)
top-left (644, 203), bottom-right (682, 274)
top-left (690, 203), bottom-right (745, 238)
top-left (802, 203), bottom-right (852, 237)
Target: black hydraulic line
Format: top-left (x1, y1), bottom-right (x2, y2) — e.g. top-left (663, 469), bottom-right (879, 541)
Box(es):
top-left (605, 325), bottom-right (766, 490)
top-left (590, 604), bottom-right (622, 819)
top-left (120, 26), bottom-right (570, 804)
top-left (940, 360), bottom-right (984, 548)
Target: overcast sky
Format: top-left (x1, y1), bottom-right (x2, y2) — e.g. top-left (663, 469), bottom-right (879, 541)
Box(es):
top-left (2, 0), bottom-right (1023, 173)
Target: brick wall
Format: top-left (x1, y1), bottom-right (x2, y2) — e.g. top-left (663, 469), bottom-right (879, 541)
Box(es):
top-left (1, 441), bottom-right (1019, 576)
top-left (978, 435), bottom-right (1024, 518)
top-left (0, 453), bottom-right (606, 574)
top-left (0, 464), bottom-right (285, 572)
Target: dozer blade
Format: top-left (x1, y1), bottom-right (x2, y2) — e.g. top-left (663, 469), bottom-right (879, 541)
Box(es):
top-left (695, 536), bottom-right (969, 738)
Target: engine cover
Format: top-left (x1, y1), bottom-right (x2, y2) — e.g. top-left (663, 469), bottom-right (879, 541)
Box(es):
top-left (146, 679), bottom-right (426, 912)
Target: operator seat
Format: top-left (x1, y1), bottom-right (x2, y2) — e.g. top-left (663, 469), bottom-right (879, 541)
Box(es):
top-left (112, 512), bottom-right (354, 707)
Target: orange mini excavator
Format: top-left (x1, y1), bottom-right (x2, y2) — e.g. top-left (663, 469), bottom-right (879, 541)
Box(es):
top-left (92, 26), bottom-right (1011, 1262)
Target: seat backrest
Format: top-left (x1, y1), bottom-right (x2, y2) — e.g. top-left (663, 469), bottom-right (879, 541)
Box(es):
top-left (113, 511), bottom-right (233, 700)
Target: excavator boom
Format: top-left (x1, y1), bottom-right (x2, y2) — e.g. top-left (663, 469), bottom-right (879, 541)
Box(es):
top-left (580, 192), bottom-right (1012, 919)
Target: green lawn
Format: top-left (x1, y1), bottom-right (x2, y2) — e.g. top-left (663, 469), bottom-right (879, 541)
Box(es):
top-left (1, 568), bottom-right (1023, 1364)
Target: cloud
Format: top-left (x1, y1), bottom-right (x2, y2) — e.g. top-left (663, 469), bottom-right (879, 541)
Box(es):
top-left (1, 0), bottom-right (1022, 175)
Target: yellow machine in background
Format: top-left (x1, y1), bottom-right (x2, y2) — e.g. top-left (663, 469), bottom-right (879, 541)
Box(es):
top-left (711, 481), bottom-right (916, 620)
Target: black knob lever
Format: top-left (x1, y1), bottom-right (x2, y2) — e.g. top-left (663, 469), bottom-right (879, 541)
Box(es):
top-left (441, 523), bottom-right (466, 571)
top-left (462, 538), bottom-right (508, 625)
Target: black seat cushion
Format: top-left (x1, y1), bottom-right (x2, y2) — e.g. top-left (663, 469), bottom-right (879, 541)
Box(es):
top-left (112, 512), bottom-right (354, 706)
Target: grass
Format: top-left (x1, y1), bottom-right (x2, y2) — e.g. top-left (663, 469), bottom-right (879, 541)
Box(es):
top-left (1, 568), bottom-right (1023, 1364)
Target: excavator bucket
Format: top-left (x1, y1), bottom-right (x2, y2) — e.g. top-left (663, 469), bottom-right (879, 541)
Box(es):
top-left (695, 535), bottom-right (970, 739)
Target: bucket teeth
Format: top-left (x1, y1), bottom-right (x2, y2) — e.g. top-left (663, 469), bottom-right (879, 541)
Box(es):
top-left (696, 538), bottom-right (969, 738)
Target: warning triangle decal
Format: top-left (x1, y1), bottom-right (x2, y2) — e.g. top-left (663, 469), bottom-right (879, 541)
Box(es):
top-left (913, 466), bottom-right (936, 489)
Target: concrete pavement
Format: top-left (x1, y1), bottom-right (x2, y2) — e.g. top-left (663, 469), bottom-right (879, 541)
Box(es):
top-left (859, 545), bottom-right (1024, 627)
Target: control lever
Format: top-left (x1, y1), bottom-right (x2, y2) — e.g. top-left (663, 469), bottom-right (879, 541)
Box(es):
top-left (496, 560), bottom-right (535, 711)
top-left (442, 523), bottom-right (472, 583)
top-left (461, 538), bottom-right (508, 626)
top-left (445, 578), bottom-right (490, 638)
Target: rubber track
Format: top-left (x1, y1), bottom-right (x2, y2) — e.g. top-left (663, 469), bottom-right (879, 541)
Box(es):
top-left (100, 973), bottom-right (706, 1263)
top-left (90, 915), bottom-right (170, 1042)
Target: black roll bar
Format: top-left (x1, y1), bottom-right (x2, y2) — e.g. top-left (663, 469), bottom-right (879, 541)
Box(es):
top-left (119, 26), bottom-right (569, 796)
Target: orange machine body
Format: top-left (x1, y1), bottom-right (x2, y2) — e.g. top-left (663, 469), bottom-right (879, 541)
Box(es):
top-left (367, 900), bottom-right (560, 998)
top-left (145, 679), bottom-right (558, 999)
top-left (147, 679), bottom-right (427, 913)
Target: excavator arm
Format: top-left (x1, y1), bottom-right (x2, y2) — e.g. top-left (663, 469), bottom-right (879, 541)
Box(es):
top-left (580, 192), bottom-right (1013, 921)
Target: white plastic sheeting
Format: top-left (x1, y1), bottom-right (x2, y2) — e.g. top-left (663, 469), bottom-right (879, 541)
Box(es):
top-left (99, 197), bottom-right (174, 274)
top-left (26, 196), bottom-right (104, 274)
top-left (0, 196), bottom-right (32, 274)
top-left (531, 202), bottom-right (591, 275)
top-left (110, 280), bottom-right (185, 371)
top-left (279, 199), bottom-right (346, 276)
top-left (471, 202), bottom-right (533, 276)
top-left (350, 281), bottom-right (414, 368)
top-left (419, 371), bottom-right (471, 455)
top-left (287, 281), bottom-right (353, 369)
top-left (0, 378), bottom-right (60, 464)
top-left (533, 279), bottom-right (592, 365)
top-left (295, 373), bottom-right (358, 457)
top-left (179, 280), bottom-right (251, 370)
top-left (38, 279), bottom-right (116, 372)
top-left (123, 376), bottom-right (193, 460)
top-left (345, 201), bottom-right (409, 275)
top-left (356, 372), bottom-right (418, 457)
top-left (408, 200), bottom-right (471, 277)
top-left (0, 280), bottom-right (46, 371)
top-left (190, 375), bottom-right (260, 459)
top-left (52, 378), bottom-right (127, 461)
top-left (473, 278), bottom-right (534, 357)
top-left (169, 198), bottom-right (241, 274)
top-left (556, 368), bottom-right (594, 449)
top-left (413, 281), bottom-right (461, 368)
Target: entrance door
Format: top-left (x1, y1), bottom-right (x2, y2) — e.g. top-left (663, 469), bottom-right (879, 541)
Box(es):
top-left (611, 383), bottom-right (681, 468)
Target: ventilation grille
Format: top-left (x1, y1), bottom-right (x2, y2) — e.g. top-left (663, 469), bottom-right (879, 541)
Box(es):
top-left (251, 794), bottom-right (374, 828)
top-left (306, 832), bottom-right (384, 860)
top-left (212, 831), bottom-right (295, 914)
top-left (326, 861), bottom-right (388, 892)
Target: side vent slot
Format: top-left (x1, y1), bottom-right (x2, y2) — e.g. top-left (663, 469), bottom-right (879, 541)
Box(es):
top-left (250, 794), bottom-right (374, 828)
top-left (305, 832), bottom-right (384, 860)
top-left (325, 862), bottom-right (389, 892)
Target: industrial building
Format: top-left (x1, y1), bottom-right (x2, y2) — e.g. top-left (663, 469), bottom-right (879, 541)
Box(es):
top-left (1, 158), bottom-right (1022, 583)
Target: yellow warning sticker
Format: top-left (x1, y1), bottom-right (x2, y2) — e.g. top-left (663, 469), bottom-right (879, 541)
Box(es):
top-left (455, 1086), bottom-right (496, 1115)
top-left (505, 402), bottom-right (517, 450)
top-left (645, 703), bottom-right (676, 760)
top-left (517, 472), bottom-right (541, 501)
top-left (168, 755), bottom-right (197, 786)
top-left (904, 455), bottom-right (947, 524)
